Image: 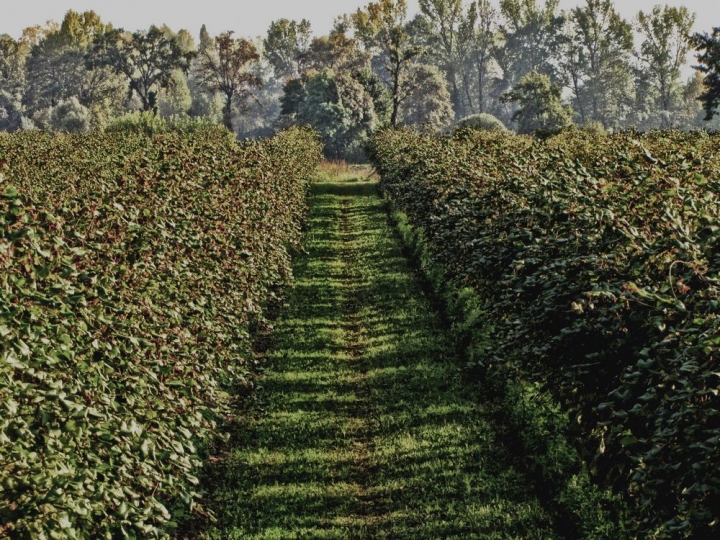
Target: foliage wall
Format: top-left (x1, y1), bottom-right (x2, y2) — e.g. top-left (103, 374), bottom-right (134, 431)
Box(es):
top-left (368, 127), bottom-right (720, 537)
top-left (0, 126), bottom-right (322, 537)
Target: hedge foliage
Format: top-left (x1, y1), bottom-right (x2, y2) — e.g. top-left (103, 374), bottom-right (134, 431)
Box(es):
top-left (368, 128), bottom-right (720, 538)
top-left (0, 126), bottom-right (321, 538)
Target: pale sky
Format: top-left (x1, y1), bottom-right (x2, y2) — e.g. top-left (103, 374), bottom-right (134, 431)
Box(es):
top-left (1, 0), bottom-right (719, 41)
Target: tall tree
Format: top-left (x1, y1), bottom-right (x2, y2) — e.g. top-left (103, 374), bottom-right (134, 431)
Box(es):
top-left (459, 0), bottom-right (498, 114)
top-left (24, 38), bottom-right (86, 111)
top-left (564, 0), bottom-right (634, 128)
top-left (155, 26), bottom-right (195, 117)
top-left (196, 31), bottom-right (261, 132)
top-left (418, 0), bottom-right (465, 117)
top-left (0, 36), bottom-right (29, 131)
top-left (186, 24), bottom-right (223, 120)
top-left (57, 10), bottom-right (109, 48)
top-left (691, 27), bottom-right (720, 121)
top-left (280, 68), bottom-right (376, 159)
top-left (0, 35), bottom-right (27, 95)
top-left (502, 69), bottom-right (573, 134)
top-left (263, 19), bottom-right (312, 80)
top-left (676, 71), bottom-right (706, 128)
top-left (302, 30), bottom-right (368, 73)
top-left (199, 24), bottom-right (213, 53)
top-left (352, 0), bottom-right (424, 126)
top-left (636, 5), bottom-right (695, 126)
top-left (400, 63), bottom-right (454, 131)
top-left (495, 0), bottom-right (566, 89)
top-left (89, 26), bottom-right (195, 113)
top-left (22, 11), bottom-right (124, 127)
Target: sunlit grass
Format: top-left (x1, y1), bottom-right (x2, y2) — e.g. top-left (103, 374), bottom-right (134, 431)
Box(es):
top-left (316, 160), bottom-right (376, 183)
top-left (194, 170), bottom-right (562, 538)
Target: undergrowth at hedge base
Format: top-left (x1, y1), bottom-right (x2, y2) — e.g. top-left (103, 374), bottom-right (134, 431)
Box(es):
top-left (388, 206), bottom-right (628, 539)
top-left (368, 127), bottom-right (720, 538)
top-left (0, 127), bottom-right (321, 538)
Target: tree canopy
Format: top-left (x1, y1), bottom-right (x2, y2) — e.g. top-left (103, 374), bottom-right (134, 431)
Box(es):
top-left (196, 31), bottom-right (261, 131)
top-left (352, 0), bottom-right (425, 126)
top-left (692, 27), bottom-right (720, 121)
top-left (89, 26), bottom-right (195, 113)
top-left (0, 1), bottom-right (717, 138)
top-left (503, 69), bottom-right (573, 134)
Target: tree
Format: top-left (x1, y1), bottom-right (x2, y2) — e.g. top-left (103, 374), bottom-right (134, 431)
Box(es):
top-left (675, 71), bottom-right (707, 129)
top-left (418, 0), bottom-right (465, 117)
top-left (158, 70), bottom-right (193, 117)
top-left (400, 63), bottom-right (454, 131)
top-left (57, 10), bottom-right (109, 48)
top-left (199, 24), bottom-right (213, 54)
top-left (0, 35), bottom-right (28, 96)
top-left (263, 19), bottom-right (312, 80)
top-left (503, 70), bottom-right (573, 134)
top-left (352, 0), bottom-right (424, 127)
top-left (692, 27), bottom-right (720, 121)
top-left (154, 26), bottom-right (195, 118)
top-left (196, 31), bottom-right (261, 132)
top-left (187, 24), bottom-right (223, 120)
top-left (353, 67), bottom-right (393, 126)
top-left (22, 11), bottom-right (125, 127)
top-left (49, 97), bottom-right (91, 132)
top-left (459, 0), bottom-right (498, 115)
top-left (1, 25), bottom-right (54, 130)
top-left (636, 5), bottom-right (695, 126)
top-left (24, 31), bottom-right (91, 113)
top-left (18, 22), bottom-right (60, 49)
top-left (89, 26), bottom-right (195, 113)
top-left (280, 69), bottom-right (376, 159)
top-left (302, 31), bottom-right (368, 73)
top-left (495, 0), bottom-right (566, 88)
top-left (564, 0), bottom-right (634, 128)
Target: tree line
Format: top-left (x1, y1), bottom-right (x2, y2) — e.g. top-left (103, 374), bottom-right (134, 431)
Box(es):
top-left (2, 0), bottom-right (720, 158)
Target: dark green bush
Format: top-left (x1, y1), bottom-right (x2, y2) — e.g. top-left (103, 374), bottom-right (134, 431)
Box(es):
top-left (0, 126), bottom-right (321, 537)
top-left (368, 127), bottom-right (720, 538)
top-left (104, 112), bottom-right (220, 136)
top-left (454, 112), bottom-right (509, 133)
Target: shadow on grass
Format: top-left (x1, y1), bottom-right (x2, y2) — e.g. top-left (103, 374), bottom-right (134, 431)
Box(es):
top-left (312, 181), bottom-right (377, 198)
top-left (191, 179), bottom-right (560, 539)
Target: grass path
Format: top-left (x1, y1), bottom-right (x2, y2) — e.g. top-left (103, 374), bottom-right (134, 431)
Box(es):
top-left (197, 168), bottom-right (561, 538)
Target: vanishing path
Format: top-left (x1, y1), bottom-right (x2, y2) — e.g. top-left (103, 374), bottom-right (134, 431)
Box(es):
top-left (199, 170), bottom-right (560, 538)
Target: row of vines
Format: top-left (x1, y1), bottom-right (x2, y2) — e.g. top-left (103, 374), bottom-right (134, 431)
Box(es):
top-left (0, 127), bottom-right (322, 538)
top-left (368, 128), bottom-right (720, 537)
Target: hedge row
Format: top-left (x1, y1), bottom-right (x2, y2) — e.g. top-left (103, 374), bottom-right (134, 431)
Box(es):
top-left (0, 126), bottom-right (322, 538)
top-left (368, 128), bottom-right (720, 537)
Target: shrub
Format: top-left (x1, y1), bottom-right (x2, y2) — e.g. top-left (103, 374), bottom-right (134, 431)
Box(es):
top-left (105, 112), bottom-right (220, 136)
top-left (50, 97), bottom-right (92, 133)
top-left (0, 126), bottom-right (321, 537)
top-left (580, 120), bottom-right (608, 136)
top-left (454, 112), bottom-right (509, 133)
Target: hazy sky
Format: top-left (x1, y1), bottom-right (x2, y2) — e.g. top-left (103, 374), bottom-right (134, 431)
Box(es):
top-left (2, 0), bottom-right (719, 41)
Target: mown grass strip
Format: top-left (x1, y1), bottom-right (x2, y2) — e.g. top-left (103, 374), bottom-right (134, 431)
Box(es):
top-left (197, 166), bottom-right (560, 539)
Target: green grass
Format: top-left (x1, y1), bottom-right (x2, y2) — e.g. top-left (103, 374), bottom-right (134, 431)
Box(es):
top-left (192, 167), bottom-right (562, 538)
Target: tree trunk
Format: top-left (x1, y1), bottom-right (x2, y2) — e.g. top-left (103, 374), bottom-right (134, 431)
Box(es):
top-left (477, 63), bottom-right (485, 114)
top-left (391, 63), bottom-right (401, 127)
top-left (462, 71), bottom-right (475, 115)
top-left (223, 93), bottom-right (234, 133)
top-left (449, 66), bottom-right (462, 119)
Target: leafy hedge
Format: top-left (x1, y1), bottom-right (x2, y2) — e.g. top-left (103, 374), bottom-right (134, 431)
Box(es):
top-left (0, 126), bottom-right (321, 538)
top-left (368, 127), bottom-right (720, 538)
